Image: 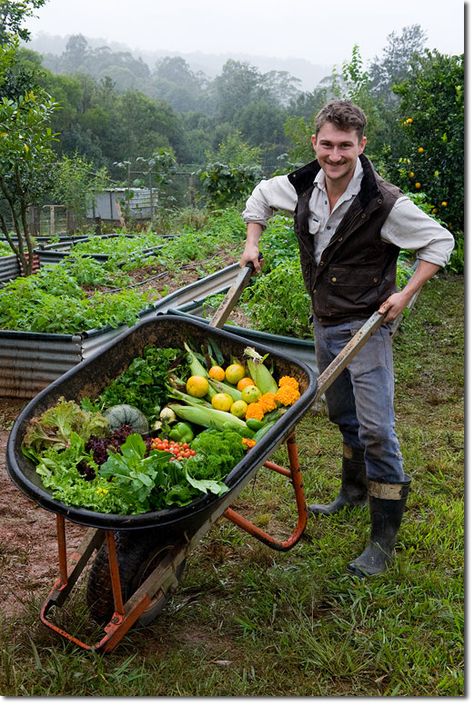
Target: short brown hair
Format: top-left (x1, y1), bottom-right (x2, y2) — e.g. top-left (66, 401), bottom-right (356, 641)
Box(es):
top-left (314, 100), bottom-right (367, 140)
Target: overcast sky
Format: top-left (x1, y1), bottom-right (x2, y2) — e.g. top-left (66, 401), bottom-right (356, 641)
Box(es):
top-left (25, 0), bottom-right (465, 67)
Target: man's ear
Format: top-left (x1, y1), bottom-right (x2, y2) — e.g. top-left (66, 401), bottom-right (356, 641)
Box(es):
top-left (358, 135), bottom-right (367, 154)
top-left (311, 134), bottom-right (317, 153)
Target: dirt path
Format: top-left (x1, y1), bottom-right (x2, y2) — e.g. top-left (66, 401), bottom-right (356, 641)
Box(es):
top-left (0, 400), bottom-right (88, 617)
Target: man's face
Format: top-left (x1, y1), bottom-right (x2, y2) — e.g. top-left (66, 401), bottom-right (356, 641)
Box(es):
top-left (311, 123), bottom-right (367, 186)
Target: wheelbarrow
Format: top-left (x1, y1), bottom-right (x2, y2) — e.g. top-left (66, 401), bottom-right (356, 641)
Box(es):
top-left (6, 264), bottom-right (386, 653)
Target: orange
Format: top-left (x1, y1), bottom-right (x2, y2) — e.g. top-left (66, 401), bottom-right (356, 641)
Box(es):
top-left (211, 392), bottom-right (234, 411)
top-left (186, 375), bottom-right (209, 398)
top-left (225, 363), bottom-right (246, 384)
top-left (237, 376), bottom-right (254, 392)
top-left (241, 385), bottom-right (262, 404)
top-left (209, 365), bottom-right (226, 381)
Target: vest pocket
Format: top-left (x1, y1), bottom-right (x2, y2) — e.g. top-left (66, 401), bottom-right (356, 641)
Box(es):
top-left (326, 265), bottom-right (382, 311)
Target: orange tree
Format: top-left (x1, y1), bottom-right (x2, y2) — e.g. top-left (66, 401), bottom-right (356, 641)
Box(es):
top-left (389, 51), bottom-right (464, 246)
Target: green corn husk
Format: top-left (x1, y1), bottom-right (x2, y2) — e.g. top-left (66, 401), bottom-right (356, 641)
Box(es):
top-left (184, 341), bottom-right (209, 378)
top-left (210, 379), bottom-right (242, 401)
top-left (168, 403), bottom-right (248, 432)
top-left (167, 387), bottom-right (213, 407)
top-left (184, 342), bottom-right (218, 396)
top-left (244, 346), bottom-right (278, 394)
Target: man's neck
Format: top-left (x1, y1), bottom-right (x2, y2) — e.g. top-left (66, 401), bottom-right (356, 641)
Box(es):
top-left (325, 176), bottom-right (352, 211)
top-left (325, 174), bottom-right (353, 211)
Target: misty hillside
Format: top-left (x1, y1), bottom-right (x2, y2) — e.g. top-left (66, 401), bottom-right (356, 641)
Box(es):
top-left (27, 32), bottom-right (333, 92)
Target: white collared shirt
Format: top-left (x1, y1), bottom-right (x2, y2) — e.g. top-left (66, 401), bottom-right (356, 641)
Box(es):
top-left (242, 158), bottom-right (454, 267)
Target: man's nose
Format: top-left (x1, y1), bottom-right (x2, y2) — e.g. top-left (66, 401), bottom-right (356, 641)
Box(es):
top-left (328, 147), bottom-right (343, 161)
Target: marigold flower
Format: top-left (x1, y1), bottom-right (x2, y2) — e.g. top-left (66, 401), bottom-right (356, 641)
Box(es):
top-left (259, 392), bottom-right (277, 413)
top-left (246, 402), bottom-right (264, 421)
top-left (275, 386), bottom-right (301, 406)
top-left (417, 147), bottom-right (424, 153)
top-left (406, 117), bottom-right (413, 124)
top-left (415, 182), bottom-right (421, 189)
top-left (278, 376), bottom-right (300, 391)
top-left (441, 201), bottom-right (448, 207)
top-left (242, 437), bottom-right (257, 449)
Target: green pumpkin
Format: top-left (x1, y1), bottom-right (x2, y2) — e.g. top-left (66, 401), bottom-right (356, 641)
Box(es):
top-left (103, 404), bottom-right (149, 434)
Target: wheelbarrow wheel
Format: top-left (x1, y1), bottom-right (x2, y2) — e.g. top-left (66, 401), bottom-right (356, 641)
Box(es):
top-left (86, 530), bottom-right (186, 627)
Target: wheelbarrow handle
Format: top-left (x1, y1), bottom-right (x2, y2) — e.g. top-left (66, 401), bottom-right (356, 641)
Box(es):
top-left (209, 260), bottom-right (257, 329)
top-left (315, 311), bottom-right (386, 401)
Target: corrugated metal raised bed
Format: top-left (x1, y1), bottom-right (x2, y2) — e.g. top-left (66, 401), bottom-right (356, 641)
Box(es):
top-left (0, 253), bottom-right (41, 287)
top-left (34, 233), bottom-right (176, 266)
top-left (0, 263), bottom-right (240, 399)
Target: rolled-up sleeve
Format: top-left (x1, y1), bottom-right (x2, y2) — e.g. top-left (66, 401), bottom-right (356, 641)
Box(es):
top-left (242, 175), bottom-right (298, 227)
top-left (381, 196), bottom-right (455, 268)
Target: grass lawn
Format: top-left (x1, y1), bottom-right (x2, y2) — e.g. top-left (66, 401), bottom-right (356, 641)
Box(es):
top-left (0, 273), bottom-right (464, 697)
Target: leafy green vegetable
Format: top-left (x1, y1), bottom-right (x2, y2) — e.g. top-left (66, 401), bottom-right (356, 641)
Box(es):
top-left (29, 428), bottom-right (241, 515)
top-left (97, 346), bottom-right (187, 422)
top-left (22, 397), bottom-right (109, 455)
top-left (187, 429), bottom-right (245, 481)
top-left (184, 470), bottom-right (228, 496)
top-left (98, 433), bottom-right (172, 513)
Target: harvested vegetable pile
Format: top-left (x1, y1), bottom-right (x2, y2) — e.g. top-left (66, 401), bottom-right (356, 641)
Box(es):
top-left (21, 341), bottom-right (302, 515)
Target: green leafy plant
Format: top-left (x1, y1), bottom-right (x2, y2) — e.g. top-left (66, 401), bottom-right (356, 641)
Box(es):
top-left (97, 345), bottom-right (187, 423)
top-left (242, 258), bottom-right (312, 339)
top-left (197, 162), bottom-right (264, 208)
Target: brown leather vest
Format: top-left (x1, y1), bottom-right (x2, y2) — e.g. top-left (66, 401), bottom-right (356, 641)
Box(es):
top-left (288, 155), bottom-right (402, 325)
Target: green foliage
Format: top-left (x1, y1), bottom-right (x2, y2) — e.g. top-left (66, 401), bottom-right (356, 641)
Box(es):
top-left (243, 258), bottom-right (312, 338)
top-left (0, 0), bottom-right (46, 44)
top-left (205, 130), bottom-right (262, 168)
top-left (197, 162), bottom-right (263, 208)
top-left (0, 265), bottom-right (151, 333)
top-left (389, 51), bottom-right (464, 234)
top-left (22, 397), bottom-right (108, 454)
top-left (97, 346), bottom-right (186, 423)
top-left (0, 89), bottom-right (58, 271)
top-left (282, 115), bottom-right (314, 168)
top-left (188, 429), bottom-right (245, 480)
top-left (51, 154), bottom-right (109, 225)
top-left (259, 214), bottom-right (299, 268)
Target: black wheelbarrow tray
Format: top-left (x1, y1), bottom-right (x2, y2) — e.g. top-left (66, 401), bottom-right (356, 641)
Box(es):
top-left (6, 313), bottom-right (320, 653)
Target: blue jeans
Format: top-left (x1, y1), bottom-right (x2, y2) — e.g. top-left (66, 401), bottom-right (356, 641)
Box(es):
top-left (314, 319), bottom-right (406, 483)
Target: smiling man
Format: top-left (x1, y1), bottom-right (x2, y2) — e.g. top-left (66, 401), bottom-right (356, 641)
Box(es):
top-left (240, 100), bottom-right (454, 578)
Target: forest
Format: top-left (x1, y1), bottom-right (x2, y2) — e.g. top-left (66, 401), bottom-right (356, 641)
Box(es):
top-left (0, 0), bottom-right (465, 270)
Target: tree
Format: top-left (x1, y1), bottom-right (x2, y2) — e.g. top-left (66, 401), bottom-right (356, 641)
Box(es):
top-left (205, 130), bottom-right (262, 168)
top-left (369, 25), bottom-right (427, 103)
top-left (213, 60), bottom-right (264, 122)
top-left (0, 0), bottom-right (46, 44)
top-left (0, 0), bottom-right (59, 273)
top-left (389, 51), bottom-right (464, 235)
top-left (0, 90), bottom-right (58, 273)
top-left (51, 154), bottom-right (109, 231)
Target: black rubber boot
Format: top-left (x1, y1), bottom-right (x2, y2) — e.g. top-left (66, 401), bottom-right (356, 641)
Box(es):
top-left (347, 478), bottom-right (411, 577)
top-left (309, 445), bottom-right (367, 516)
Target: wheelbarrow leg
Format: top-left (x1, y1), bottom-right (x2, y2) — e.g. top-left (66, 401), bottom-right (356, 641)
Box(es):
top-left (223, 431), bottom-right (308, 551)
top-left (39, 517), bottom-right (189, 653)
